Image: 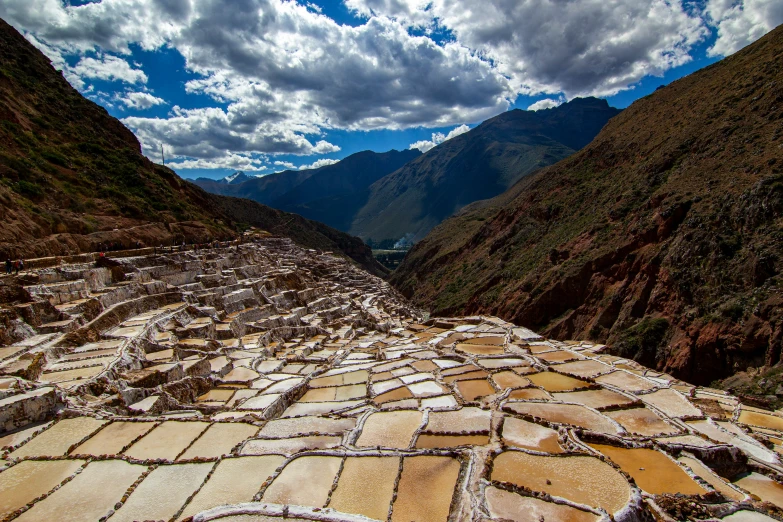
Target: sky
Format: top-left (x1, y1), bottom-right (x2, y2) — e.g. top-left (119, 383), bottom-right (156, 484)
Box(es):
top-left (1, 1), bottom-right (781, 180)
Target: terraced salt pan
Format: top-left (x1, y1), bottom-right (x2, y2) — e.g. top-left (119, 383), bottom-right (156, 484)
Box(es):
top-left (357, 410), bottom-right (422, 448)
top-left (198, 389), bottom-right (236, 402)
top-left (527, 372), bottom-right (590, 392)
top-left (14, 459), bottom-right (145, 522)
top-left (588, 444), bottom-right (706, 495)
top-left (111, 462), bottom-right (213, 522)
top-left (71, 421), bottom-right (156, 455)
top-left (408, 380), bottom-right (448, 397)
top-left (178, 456), bottom-right (285, 520)
top-left (491, 451), bottom-right (630, 515)
top-left (282, 400), bottom-right (364, 417)
top-left (178, 422), bottom-right (258, 459)
top-left (455, 343), bottom-right (504, 356)
top-left (10, 417), bottom-right (107, 458)
top-left (239, 394), bottom-right (281, 411)
top-left (259, 416), bottom-right (355, 438)
top-left (508, 388), bottom-right (552, 400)
top-left (456, 379), bottom-right (496, 401)
top-left (329, 457), bottom-right (399, 520)
top-left (0, 421), bottom-right (49, 450)
top-left (39, 365), bottom-right (105, 383)
top-left (391, 456), bottom-right (460, 522)
top-left (536, 350), bottom-right (584, 363)
top-left (309, 370), bottom-right (368, 388)
top-left (241, 435), bottom-right (343, 455)
top-left (552, 389), bottom-right (635, 410)
top-left (492, 371), bottom-right (531, 389)
top-left (463, 335), bottom-right (505, 345)
top-left (262, 455), bottom-right (342, 507)
top-left (415, 434), bottom-right (489, 448)
top-left (261, 377), bottom-right (304, 394)
top-left (687, 419), bottom-right (779, 464)
top-left (553, 359), bottom-right (611, 378)
top-left (595, 370), bottom-right (656, 392)
top-left (722, 512), bottom-right (779, 521)
top-left (605, 408), bottom-right (679, 436)
top-left (738, 410), bottom-right (783, 431)
top-left (502, 416), bottom-right (563, 453)
top-left (477, 358), bottom-right (529, 369)
top-left (123, 420), bottom-right (210, 460)
top-left (734, 473), bottom-right (783, 508)
top-left (0, 459), bottom-right (85, 519)
top-left (505, 403), bottom-right (620, 434)
top-left (426, 407), bottom-right (491, 433)
top-left (678, 455), bottom-right (744, 501)
top-left (442, 370), bottom-right (489, 383)
top-left (485, 486), bottom-right (599, 522)
top-left (300, 384), bottom-right (366, 402)
top-left (640, 388), bottom-right (702, 418)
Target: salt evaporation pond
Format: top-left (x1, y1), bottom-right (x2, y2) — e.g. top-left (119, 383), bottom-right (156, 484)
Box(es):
top-left (2, 241), bottom-right (783, 521)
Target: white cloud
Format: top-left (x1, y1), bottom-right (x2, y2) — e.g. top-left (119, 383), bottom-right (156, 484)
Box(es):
top-left (118, 91), bottom-right (167, 110)
top-left (355, 0), bottom-right (711, 97)
top-left (274, 160), bottom-right (296, 169)
top-left (306, 2), bottom-right (322, 13)
top-left (70, 54), bottom-right (148, 84)
top-left (705, 0), bottom-right (783, 56)
top-left (298, 158), bottom-right (340, 170)
top-left (345, 0), bottom-right (434, 28)
top-left (527, 98), bottom-right (564, 111)
top-left (167, 152), bottom-right (270, 172)
top-left (3, 0), bottom-right (781, 172)
top-left (2, 0), bottom-right (507, 167)
top-left (409, 124), bottom-right (471, 152)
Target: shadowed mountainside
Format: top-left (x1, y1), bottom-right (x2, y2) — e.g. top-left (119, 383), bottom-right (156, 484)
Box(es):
top-left (192, 148), bottom-right (421, 233)
top-left (350, 97), bottom-right (622, 243)
top-left (0, 18), bottom-right (385, 276)
top-left (391, 24), bottom-right (783, 386)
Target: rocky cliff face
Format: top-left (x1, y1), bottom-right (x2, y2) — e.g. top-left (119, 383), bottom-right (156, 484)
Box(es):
top-left (391, 25), bottom-right (783, 386)
top-left (0, 19), bottom-right (385, 276)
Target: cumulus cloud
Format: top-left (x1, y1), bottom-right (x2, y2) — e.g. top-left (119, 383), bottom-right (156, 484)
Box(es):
top-left (705, 0), bottom-right (783, 56)
top-left (409, 124), bottom-right (471, 153)
top-left (298, 158), bottom-right (340, 170)
top-left (3, 0), bottom-right (780, 171)
top-left (351, 0), bottom-right (710, 97)
top-left (117, 91), bottom-right (166, 110)
top-left (2, 0), bottom-right (508, 166)
top-left (274, 161), bottom-right (296, 169)
top-left (345, 0), bottom-right (434, 28)
top-left (527, 98), bottom-right (564, 111)
top-left (70, 54), bottom-right (147, 84)
top-left (167, 152), bottom-right (270, 172)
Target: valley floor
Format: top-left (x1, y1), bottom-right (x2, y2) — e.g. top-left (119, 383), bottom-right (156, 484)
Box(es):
top-left (0, 238), bottom-right (782, 521)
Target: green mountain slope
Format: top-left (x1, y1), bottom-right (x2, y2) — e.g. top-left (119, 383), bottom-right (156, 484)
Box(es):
top-left (0, 18), bottom-right (385, 276)
top-left (391, 25), bottom-right (783, 385)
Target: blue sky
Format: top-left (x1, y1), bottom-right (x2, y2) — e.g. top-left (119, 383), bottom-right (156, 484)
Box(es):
top-left (2, 0), bottom-right (779, 179)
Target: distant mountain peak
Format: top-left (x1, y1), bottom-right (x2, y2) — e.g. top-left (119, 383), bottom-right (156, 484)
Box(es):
top-left (222, 171), bottom-right (253, 184)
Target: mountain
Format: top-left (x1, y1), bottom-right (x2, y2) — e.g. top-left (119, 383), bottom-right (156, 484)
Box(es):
top-left (350, 98), bottom-right (622, 244)
top-left (192, 149), bottom-right (421, 232)
top-left (391, 25), bottom-right (783, 386)
top-left (0, 18), bottom-right (385, 276)
top-left (222, 171), bottom-right (253, 184)
top-left (192, 101), bottom-right (618, 245)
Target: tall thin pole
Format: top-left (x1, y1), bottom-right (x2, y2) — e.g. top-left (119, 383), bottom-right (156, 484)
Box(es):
top-left (161, 145), bottom-right (165, 166)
